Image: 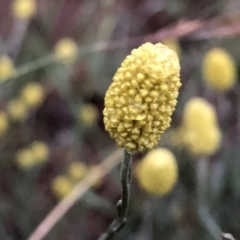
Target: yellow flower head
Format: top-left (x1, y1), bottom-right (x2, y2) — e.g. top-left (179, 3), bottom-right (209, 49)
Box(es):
top-left (79, 104), bottom-right (98, 127)
top-left (67, 161), bottom-right (87, 182)
top-left (20, 82), bottom-right (44, 108)
top-left (51, 175), bottom-right (73, 199)
top-left (202, 48), bottom-right (236, 91)
top-left (16, 148), bottom-right (34, 169)
top-left (103, 42), bottom-right (181, 152)
top-left (12, 0), bottom-right (37, 19)
top-left (54, 38), bottom-right (78, 64)
top-left (31, 141), bottom-right (49, 163)
top-left (7, 99), bottom-right (28, 121)
top-left (0, 112), bottom-right (8, 136)
top-left (0, 56), bottom-right (15, 81)
top-left (162, 39), bottom-right (181, 56)
top-left (184, 127), bottom-right (221, 155)
top-left (182, 97), bottom-right (221, 155)
top-left (182, 97), bottom-right (217, 130)
top-left (136, 148), bottom-right (178, 195)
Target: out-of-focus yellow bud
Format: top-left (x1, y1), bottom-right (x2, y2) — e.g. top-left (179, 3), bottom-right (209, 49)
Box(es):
top-left (31, 141), bottom-right (49, 163)
top-left (183, 97), bottom-right (217, 130)
top-left (16, 148), bottom-right (34, 169)
top-left (136, 148), bottom-right (178, 195)
top-left (67, 162), bottom-right (87, 182)
top-left (184, 127), bottom-right (221, 155)
top-left (0, 56), bottom-right (15, 81)
top-left (7, 99), bottom-right (28, 121)
top-left (12, 0), bottom-right (36, 19)
top-left (202, 48), bottom-right (236, 91)
top-left (0, 112), bottom-right (8, 136)
top-left (103, 42), bottom-right (181, 152)
top-left (182, 97), bottom-right (221, 155)
top-left (51, 175), bottom-right (73, 199)
top-left (54, 38), bottom-right (78, 64)
top-left (79, 104), bottom-right (98, 127)
top-left (162, 39), bottom-right (181, 56)
top-left (20, 82), bottom-right (44, 108)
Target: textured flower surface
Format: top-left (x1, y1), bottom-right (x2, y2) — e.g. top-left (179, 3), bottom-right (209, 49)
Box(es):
top-left (103, 42), bottom-right (181, 152)
top-left (182, 97), bottom-right (221, 155)
top-left (202, 48), bottom-right (236, 91)
top-left (136, 148), bottom-right (178, 195)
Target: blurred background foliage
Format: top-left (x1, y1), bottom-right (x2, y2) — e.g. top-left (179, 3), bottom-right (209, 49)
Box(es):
top-left (1, 0), bottom-right (240, 239)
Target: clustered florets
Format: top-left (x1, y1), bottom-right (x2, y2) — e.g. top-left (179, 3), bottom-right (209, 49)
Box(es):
top-left (103, 42), bottom-right (181, 152)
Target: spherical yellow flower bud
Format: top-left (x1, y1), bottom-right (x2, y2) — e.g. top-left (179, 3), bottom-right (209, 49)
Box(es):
top-left (51, 175), bottom-right (73, 199)
top-left (0, 56), bottom-right (15, 81)
top-left (202, 48), bottom-right (236, 91)
top-left (54, 38), bottom-right (78, 65)
top-left (103, 42), bottom-right (181, 152)
top-left (184, 127), bottom-right (221, 155)
top-left (7, 99), bottom-right (28, 121)
top-left (182, 97), bottom-right (221, 155)
top-left (12, 0), bottom-right (36, 19)
top-left (0, 112), bottom-right (8, 136)
top-left (162, 39), bottom-right (181, 56)
top-left (20, 82), bottom-right (44, 108)
top-left (31, 141), bottom-right (49, 163)
top-left (136, 148), bottom-right (178, 195)
top-left (16, 148), bottom-right (34, 169)
top-left (67, 162), bottom-right (87, 182)
top-left (182, 97), bottom-right (218, 130)
top-left (78, 104), bottom-right (98, 127)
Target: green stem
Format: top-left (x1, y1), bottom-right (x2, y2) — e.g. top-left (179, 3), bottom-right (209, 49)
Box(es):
top-left (197, 157), bottom-right (222, 240)
top-left (98, 149), bottom-right (132, 240)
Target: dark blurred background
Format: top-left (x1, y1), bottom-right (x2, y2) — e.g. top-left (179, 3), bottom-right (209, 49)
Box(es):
top-left (1, 0), bottom-right (240, 239)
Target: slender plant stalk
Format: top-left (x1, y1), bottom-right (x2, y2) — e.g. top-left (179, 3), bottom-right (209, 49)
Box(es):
top-left (98, 149), bottom-right (132, 240)
top-left (197, 157), bottom-right (222, 240)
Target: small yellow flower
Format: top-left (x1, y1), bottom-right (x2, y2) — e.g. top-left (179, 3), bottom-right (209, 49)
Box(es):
top-left (0, 112), bottom-right (8, 136)
top-left (31, 141), bottom-right (49, 163)
top-left (20, 82), bottom-right (44, 108)
top-left (162, 39), bottom-right (181, 56)
top-left (184, 127), bottom-right (221, 156)
top-left (67, 162), bottom-right (87, 182)
top-left (16, 148), bottom-right (34, 169)
top-left (0, 56), bottom-right (15, 81)
top-left (136, 148), bottom-right (178, 195)
top-left (103, 42), bottom-right (181, 152)
top-left (79, 104), bottom-right (98, 127)
top-left (202, 48), bottom-right (236, 91)
top-left (182, 97), bottom-right (221, 155)
top-left (182, 97), bottom-right (218, 130)
top-left (51, 175), bottom-right (73, 199)
top-left (7, 99), bottom-right (28, 121)
top-left (12, 0), bottom-right (36, 19)
top-left (54, 38), bottom-right (78, 64)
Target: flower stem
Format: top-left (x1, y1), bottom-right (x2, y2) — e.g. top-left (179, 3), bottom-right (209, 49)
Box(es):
top-left (98, 149), bottom-right (132, 240)
top-left (197, 157), bottom-right (222, 240)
